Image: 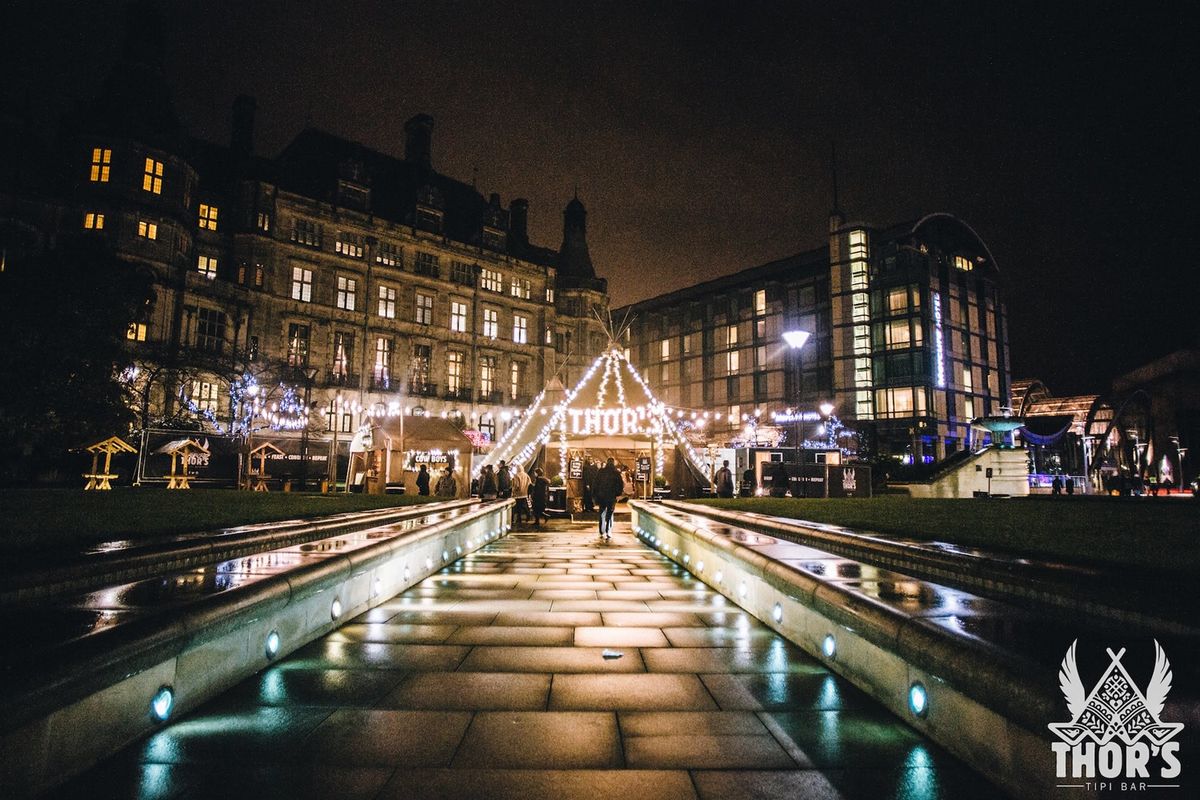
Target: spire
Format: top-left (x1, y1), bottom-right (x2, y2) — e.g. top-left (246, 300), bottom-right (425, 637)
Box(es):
top-left (556, 194), bottom-right (595, 284)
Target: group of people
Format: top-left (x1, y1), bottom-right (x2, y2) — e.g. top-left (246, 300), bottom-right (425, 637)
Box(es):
top-left (1049, 475), bottom-right (1077, 496)
top-left (475, 460), bottom-right (552, 526)
top-left (580, 458), bottom-right (638, 510)
top-left (413, 464), bottom-right (459, 498)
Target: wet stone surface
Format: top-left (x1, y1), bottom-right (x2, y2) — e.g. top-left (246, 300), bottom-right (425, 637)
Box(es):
top-left (49, 516), bottom-right (1002, 800)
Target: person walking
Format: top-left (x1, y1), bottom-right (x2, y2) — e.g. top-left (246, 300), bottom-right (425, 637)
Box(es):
top-left (511, 463), bottom-right (532, 524)
top-left (1051, 475), bottom-right (1062, 496)
top-left (480, 465), bottom-right (498, 500)
top-left (582, 458), bottom-right (597, 512)
top-left (435, 468), bottom-right (457, 498)
top-left (715, 460), bottom-right (735, 498)
top-left (415, 464), bottom-right (431, 496)
top-left (1065, 476), bottom-right (1075, 496)
top-left (593, 457), bottom-right (624, 540)
top-left (530, 468), bottom-right (550, 527)
top-left (496, 460), bottom-right (512, 499)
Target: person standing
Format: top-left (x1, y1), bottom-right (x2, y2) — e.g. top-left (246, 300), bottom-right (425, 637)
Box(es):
top-left (715, 460), bottom-right (735, 498)
top-left (511, 463), bottom-right (532, 524)
top-left (1065, 476), bottom-right (1075, 495)
top-left (496, 460), bottom-right (512, 499)
top-left (593, 457), bottom-right (624, 540)
top-left (1051, 475), bottom-right (1062, 496)
top-left (415, 464), bottom-right (431, 496)
top-left (530, 468), bottom-right (550, 527)
top-left (435, 468), bottom-right (457, 498)
top-left (582, 458), bottom-right (597, 512)
top-left (480, 465), bottom-right (498, 500)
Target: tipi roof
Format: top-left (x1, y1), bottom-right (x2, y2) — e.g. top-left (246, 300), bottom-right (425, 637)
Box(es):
top-left (477, 347), bottom-right (707, 477)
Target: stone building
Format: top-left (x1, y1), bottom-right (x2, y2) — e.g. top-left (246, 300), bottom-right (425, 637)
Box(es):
top-left (0, 6), bottom-right (609, 451)
top-left (615, 211), bottom-right (1011, 464)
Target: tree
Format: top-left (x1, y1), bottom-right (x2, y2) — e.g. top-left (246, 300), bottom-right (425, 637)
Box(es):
top-left (0, 235), bottom-right (155, 482)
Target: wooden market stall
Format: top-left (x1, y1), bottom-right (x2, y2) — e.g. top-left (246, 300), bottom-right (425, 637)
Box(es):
top-left (81, 435), bottom-right (137, 490)
top-left (348, 416), bottom-right (473, 497)
top-left (247, 441), bottom-right (286, 491)
top-left (153, 438), bottom-right (210, 490)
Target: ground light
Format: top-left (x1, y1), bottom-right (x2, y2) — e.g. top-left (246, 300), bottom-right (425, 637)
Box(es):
top-left (442, 550), bottom-right (449, 562)
top-left (425, 557), bottom-right (433, 570)
top-left (150, 686), bottom-right (174, 722)
top-left (265, 630), bottom-right (281, 659)
top-left (909, 682), bottom-right (928, 716)
top-left (822, 633), bottom-right (837, 659)
top-left (330, 597), bottom-right (343, 620)
top-left (772, 603), bottom-right (783, 623)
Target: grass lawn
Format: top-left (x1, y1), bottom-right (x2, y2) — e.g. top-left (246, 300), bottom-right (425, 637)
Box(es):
top-left (0, 489), bottom-right (443, 555)
top-left (693, 496), bottom-right (1200, 575)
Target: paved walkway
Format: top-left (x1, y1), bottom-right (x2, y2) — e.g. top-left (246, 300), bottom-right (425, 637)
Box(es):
top-left (51, 516), bottom-right (998, 799)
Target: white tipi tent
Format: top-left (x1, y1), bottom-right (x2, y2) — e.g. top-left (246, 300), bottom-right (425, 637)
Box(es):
top-left (476, 346), bottom-right (709, 488)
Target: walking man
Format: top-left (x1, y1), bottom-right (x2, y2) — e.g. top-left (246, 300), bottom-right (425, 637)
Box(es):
top-left (415, 464), bottom-right (431, 496)
top-left (496, 460), bottom-right (512, 499)
top-left (511, 463), bottom-right (532, 525)
top-left (593, 457), bottom-right (624, 541)
top-left (530, 468), bottom-right (550, 527)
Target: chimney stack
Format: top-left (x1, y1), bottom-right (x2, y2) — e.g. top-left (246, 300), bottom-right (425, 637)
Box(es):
top-left (231, 95), bottom-right (256, 157)
top-left (404, 113), bottom-right (434, 169)
top-left (509, 198), bottom-right (529, 246)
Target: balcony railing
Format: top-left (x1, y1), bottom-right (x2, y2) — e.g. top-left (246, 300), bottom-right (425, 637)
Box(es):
top-left (369, 375), bottom-right (393, 391)
top-left (324, 370), bottom-right (360, 388)
top-left (410, 382), bottom-right (438, 398)
top-left (444, 386), bottom-right (472, 402)
top-left (478, 389), bottom-right (504, 404)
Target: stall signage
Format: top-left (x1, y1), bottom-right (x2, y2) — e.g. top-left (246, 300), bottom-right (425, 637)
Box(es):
top-left (635, 456), bottom-right (651, 480)
top-left (568, 458), bottom-right (583, 479)
top-left (566, 407), bottom-right (655, 436)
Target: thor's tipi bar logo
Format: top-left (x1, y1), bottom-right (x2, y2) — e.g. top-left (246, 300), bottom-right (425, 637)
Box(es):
top-left (1049, 640), bottom-right (1183, 789)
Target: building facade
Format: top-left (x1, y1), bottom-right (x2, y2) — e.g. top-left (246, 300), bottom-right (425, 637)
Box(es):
top-left (615, 212), bottom-right (1011, 464)
top-left (0, 9), bottom-right (609, 452)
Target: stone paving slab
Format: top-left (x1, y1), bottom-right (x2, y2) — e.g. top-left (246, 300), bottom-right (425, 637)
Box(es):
top-left (50, 516), bottom-right (1002, 799)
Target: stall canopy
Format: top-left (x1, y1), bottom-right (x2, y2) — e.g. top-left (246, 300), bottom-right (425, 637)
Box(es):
top-left (476, 346), bottom-right (709, 484)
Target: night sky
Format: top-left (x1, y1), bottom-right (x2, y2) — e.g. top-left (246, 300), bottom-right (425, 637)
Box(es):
top-left (5, 1), bottom-right (1197, 395)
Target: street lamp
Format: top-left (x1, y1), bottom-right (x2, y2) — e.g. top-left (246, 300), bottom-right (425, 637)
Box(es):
top-left (299, 366), bottom-right (319, 490)
top-left (784, 330), bottom-right (813, 461)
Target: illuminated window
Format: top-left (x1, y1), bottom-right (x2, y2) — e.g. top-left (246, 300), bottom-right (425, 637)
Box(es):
top-left (450, 301), bottom-right (467, 333)
top-left (142, 158), bottom-right (164, 194)
top-left (196, 308), bottom-right (225, 353)
top-left (480, 268), bottom-right (503, 293)
top-left (726, 325), bottom-right (738, 348)
top-left (126, 322), bottom-right (147, 342)
top-left (479, 413), bottom-right (495, 441)
top-left (335, 232), bottom-right (364, 258)
top-left (83, 212), bottom-right (105, 230)
top-left (480, 355), bottom-right (497, 394)
top-left (482, 308), bottom-right (498, 339)
top-left (727, 349), bottom-right (739, 374)
top-left (954, 255), bottom-right (974, 272)
top-left (255, 211), bottom-right (271, 232)
top-left (545, 327), bottom-right (553, 345)
top-left (885, 318), bottom-right (911, 349)
top-left (198, 204), bottom-right (218, 231)
top-left (964, 396), bottom-right (976, 419)
top-left (376, 242), bottom-right (402, 267)
top-left (754, 289), bottom-right (766, 316)
top-left (415, 292), bottom-right (433, 325)
top-left (89, 148), bottom-right (111, 182)
top-left (332, 332), bottom-right (353, 378)
top-left (513, 314), bottom-right (528, 344)
top-left (326, 399), bottom-right (353, 433)
top-left (286, 323), bottom-right (310, 367)
top-left (190, 380), bottom-right (219, 414)
top-left (545, 287), bottom-right (555, 304)
top-left (377, 285), bottom-right (396, 318)
top-left (447, 351), bottom-right (464, 392)
top-left (660, 340), bottom-right (670, 361)
top-left (253, 263), bottom-right (264, 289)
top-left (849, 229), bottom-right (868, 259)
top-left (887, 287), bottom-right (908, 313)
top-left (373, 337), bottom-right (392, 388)
top-left (510, 277), bottom-right (531, 299)
top-left (510, 361), bottom-right (525, 400)
top-left (873, 386), bottom-right (927, 419)
top-left (962, 366), bottom-right (973, 392)
top-left (410, 344), bottom-right (432, 390)
top-left (336, 276), bottom-right (356, 311)
top-left (137, 220), bottom-right (158, 240)
top-left (197, 255), bottom-right (218, 279)
top-left (291, 267), bottom-right (313, 302)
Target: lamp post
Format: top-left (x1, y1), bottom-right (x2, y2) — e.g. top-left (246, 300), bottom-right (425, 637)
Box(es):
top-left (299, 366), bottom-right (319, 491)
top-left (783, 330), bottom-right (812, 463)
